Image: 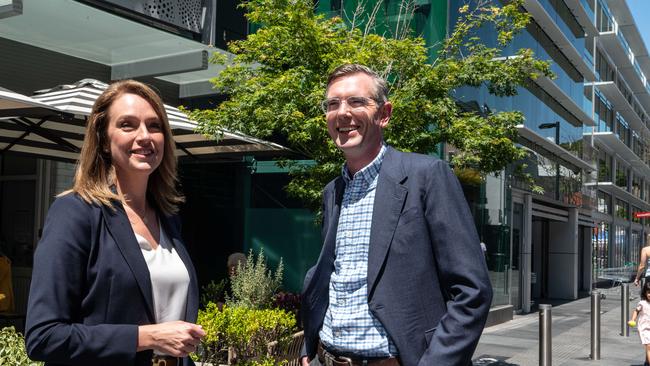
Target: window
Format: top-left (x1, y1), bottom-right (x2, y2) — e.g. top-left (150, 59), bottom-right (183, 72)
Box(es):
top-left (593, 223), bottom-right (609, 270)
top-left (598, 150), bottom-right (612, 182)
top-left (613, 225), bottom-right (628, 268)
top-left (615, 198), bottom-right (629, 220)
top-left (597, 190), bottom-right (611, 214)
top-left (596, 0), bottom-right (614, 32)
top-left (594, 91), bottom-right (613, 132)
top-left (616, 115), bottom-right (630, 147)
top-left (615, 162), bottom-right (628, 189)
top-left (633, 206), bottom-right (642, 224)
top-left (595, 48), bottom-right (615, 82)
top-left (633, 175), bottom-right (642, 199)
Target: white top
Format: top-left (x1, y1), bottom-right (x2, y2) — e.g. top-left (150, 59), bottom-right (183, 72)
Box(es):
top-left (136, 223), bottom-right (190, 326)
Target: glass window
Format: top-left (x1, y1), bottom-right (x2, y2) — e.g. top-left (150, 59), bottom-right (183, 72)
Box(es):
top-left (613, 225), bottom-right (628, 268)
top-left (598, 150), bottom-right (611, 181)
top-left (596, 0), bottom-right (614, 32)
top-left (615, 198), bottom-right (629, 220)
top-left (597, 190), bottom-right (611, 214)
top-left (594, 91), bottom-right (613, 132)
top-left (633, 206), bottom-right (642, 224)
top-left (593, 222), bottom-right (609, 271)
top-left (631, 230), bottom-right (642, 266)
top-left (616, 115), bottom-right (630, 147)
top-left (616, 162), bottom-right (628, 189)
top-left (595, 48), bottom-right (615, 82)
top-left (633, 175), bottom-right (642, 199)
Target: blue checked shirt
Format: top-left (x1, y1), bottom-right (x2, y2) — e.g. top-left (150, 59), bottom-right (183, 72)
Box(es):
top-left (319, 144), bottom-right (398, 357)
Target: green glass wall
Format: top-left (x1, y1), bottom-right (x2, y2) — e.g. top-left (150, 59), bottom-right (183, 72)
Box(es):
top-left (244, 209), bottom-right (321, 292)
top-left (315, 0), bottom-right (448, 60)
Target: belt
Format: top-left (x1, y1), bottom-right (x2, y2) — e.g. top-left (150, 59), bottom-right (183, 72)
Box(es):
top-left (317, 341), bottom-right (400, 366)
top-left (152, 355), bottom-right (180, 366)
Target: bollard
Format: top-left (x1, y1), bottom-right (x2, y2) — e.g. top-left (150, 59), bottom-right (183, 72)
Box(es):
top-left (539, 304), bottom-right (552, 366)
top-left (590, 290), bottom-right (601, 360)
top-left (622, 283), bottom-right (630, 337)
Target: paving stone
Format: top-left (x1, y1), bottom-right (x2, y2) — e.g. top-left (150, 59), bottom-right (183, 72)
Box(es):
top-left (473, 287), bottom-right (646, 366)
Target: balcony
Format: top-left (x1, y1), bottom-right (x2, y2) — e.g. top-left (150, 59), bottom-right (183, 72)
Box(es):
top-left (585, 181), bottom-right (650, 211)
top-left (523, 0), bottom-right (595, 81)
top-left (599, 1), bottom-right (650, 98)
top-left (591, 131), bottom-right (650, 178)
top-left (532, 75), bottom-right (595, 127)
top-left (589, 81), bottom-right (649, 136)
top-left (563, 0), bottom-right (598, 36)
top-left (517, 124), bottom-right (594, 173)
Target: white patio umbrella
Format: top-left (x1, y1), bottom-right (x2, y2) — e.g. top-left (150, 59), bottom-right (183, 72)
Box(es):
top-left (30, 79), bottom-right (290, 161)
top-left (0, 89), bottom-right (83, 161)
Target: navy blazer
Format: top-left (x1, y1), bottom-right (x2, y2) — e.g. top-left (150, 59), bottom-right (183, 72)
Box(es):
top-left (25, 193), bottom-right (199, 366)
top-left (302, 147), bottom-right (493, 366)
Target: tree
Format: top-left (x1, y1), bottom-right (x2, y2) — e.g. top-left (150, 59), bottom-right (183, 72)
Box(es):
top-left (189, 0), bottom-right (552, 211)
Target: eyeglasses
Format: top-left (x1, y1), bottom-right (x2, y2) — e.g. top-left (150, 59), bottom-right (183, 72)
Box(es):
top-left (320, 96), bottom-right (381, 113)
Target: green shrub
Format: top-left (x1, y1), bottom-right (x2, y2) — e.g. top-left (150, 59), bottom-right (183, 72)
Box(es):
top-left (200, 278), bottom-right (229, 308)
top-left (227, 249), bottom-right (284, 309)
top-left (0, 327), bottom-right (43, 366)
top-left (195, 303), bottom-right (296, 365)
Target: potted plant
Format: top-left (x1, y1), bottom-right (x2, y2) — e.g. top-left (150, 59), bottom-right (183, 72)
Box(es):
top-left (194, 250), bottom-right (300, 366)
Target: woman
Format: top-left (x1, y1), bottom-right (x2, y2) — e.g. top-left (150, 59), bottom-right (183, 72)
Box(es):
top-left (25, 80), bottom-right (204, 366)
top-left (635, 235), bottom-right (650, 287)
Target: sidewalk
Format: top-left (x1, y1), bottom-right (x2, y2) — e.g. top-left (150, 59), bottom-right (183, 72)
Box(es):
top-left (472, 286), bottom-right (646, 366)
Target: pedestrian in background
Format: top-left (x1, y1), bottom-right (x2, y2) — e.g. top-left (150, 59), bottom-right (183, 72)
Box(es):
top-left (630, 281), bottom-right (650, 366)
top-left (300, 64), bottom-right (493, 366)
top-left (634, 235), bottom-right (650, 287)
top-left (25, 80), bottom-right (204, 366)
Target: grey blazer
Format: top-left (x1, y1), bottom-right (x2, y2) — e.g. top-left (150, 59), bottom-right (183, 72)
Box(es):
top-left (301, 146), bottom-right (493, 366)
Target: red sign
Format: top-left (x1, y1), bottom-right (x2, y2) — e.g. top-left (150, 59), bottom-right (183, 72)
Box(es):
top-left (634, 212), bottom-right (650, 218)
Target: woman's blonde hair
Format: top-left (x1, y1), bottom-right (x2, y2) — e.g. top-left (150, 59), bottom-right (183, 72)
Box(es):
top-left (67, 79), bottom-right (184, 215)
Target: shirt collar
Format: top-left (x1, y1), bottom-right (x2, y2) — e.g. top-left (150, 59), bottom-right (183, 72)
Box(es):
top-left (342, 143), bottom-right (387, 186)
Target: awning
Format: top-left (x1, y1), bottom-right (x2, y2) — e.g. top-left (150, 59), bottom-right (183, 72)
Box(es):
top-left (0, 79), bottom-right (289, 162)
top-left (0, 89), bottom-right (83, 160)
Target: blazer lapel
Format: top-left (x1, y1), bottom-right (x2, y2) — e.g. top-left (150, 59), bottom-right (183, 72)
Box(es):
top-left (367, 148), bottom-right (407, 299)
top-left (101, 203), bottom-right (156, 322)
top-left (323, 178), bottom-right (345, 264)
top-left (161, 216), bottom-right (199, 323)
top-left (307, 178), bottom-right (343, 304)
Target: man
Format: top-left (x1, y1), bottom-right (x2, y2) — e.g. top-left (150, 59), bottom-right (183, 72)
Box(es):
top-left (301, 64), bottom-right (493, 366)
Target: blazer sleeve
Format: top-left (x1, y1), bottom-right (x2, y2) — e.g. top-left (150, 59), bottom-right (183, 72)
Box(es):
top-left (418, 160), bottom-right (493, 366)
top-left (25, 194), bottom-right (139, 365)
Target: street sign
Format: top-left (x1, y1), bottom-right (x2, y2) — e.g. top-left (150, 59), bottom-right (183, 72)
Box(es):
top-left (634, 212), bottom-right (650, 218)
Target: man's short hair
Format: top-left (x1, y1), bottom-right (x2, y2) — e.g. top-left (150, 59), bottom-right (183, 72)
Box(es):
top-left (326, 64), bottom-right (389, 103)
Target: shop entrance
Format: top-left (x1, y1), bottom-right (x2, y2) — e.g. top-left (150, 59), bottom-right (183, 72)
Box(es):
top-left (531, 217), bottom-right (550, 303)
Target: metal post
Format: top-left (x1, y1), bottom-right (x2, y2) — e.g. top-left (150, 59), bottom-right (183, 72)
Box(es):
top-left (622, 283), bottom-right (630, 337)
top-left (539, 304), bottom-right (552, 366)
top-left (591, 291), bottom-right (601, 360)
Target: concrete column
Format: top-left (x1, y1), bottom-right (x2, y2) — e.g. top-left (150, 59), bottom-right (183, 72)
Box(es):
top-left (522, 193), bottom-right (533, 313)
top-left (582, 226), bottom-right (593, 292)
top-left (548, 207), bottom-right (579, 299)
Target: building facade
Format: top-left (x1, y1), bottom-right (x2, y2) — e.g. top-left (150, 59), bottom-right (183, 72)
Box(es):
top-left (451, 0), bottom-right (650, 321)
top-left (587, 0), bottom-right (650, 287)
top-left (3, 0), bottom-right (650, 326)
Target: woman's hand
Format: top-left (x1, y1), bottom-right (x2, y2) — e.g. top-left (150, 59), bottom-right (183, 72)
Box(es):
top-left (635, 278), bottom-right (641, 287)
top-left (137, 321), bottom-right (206, 357)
